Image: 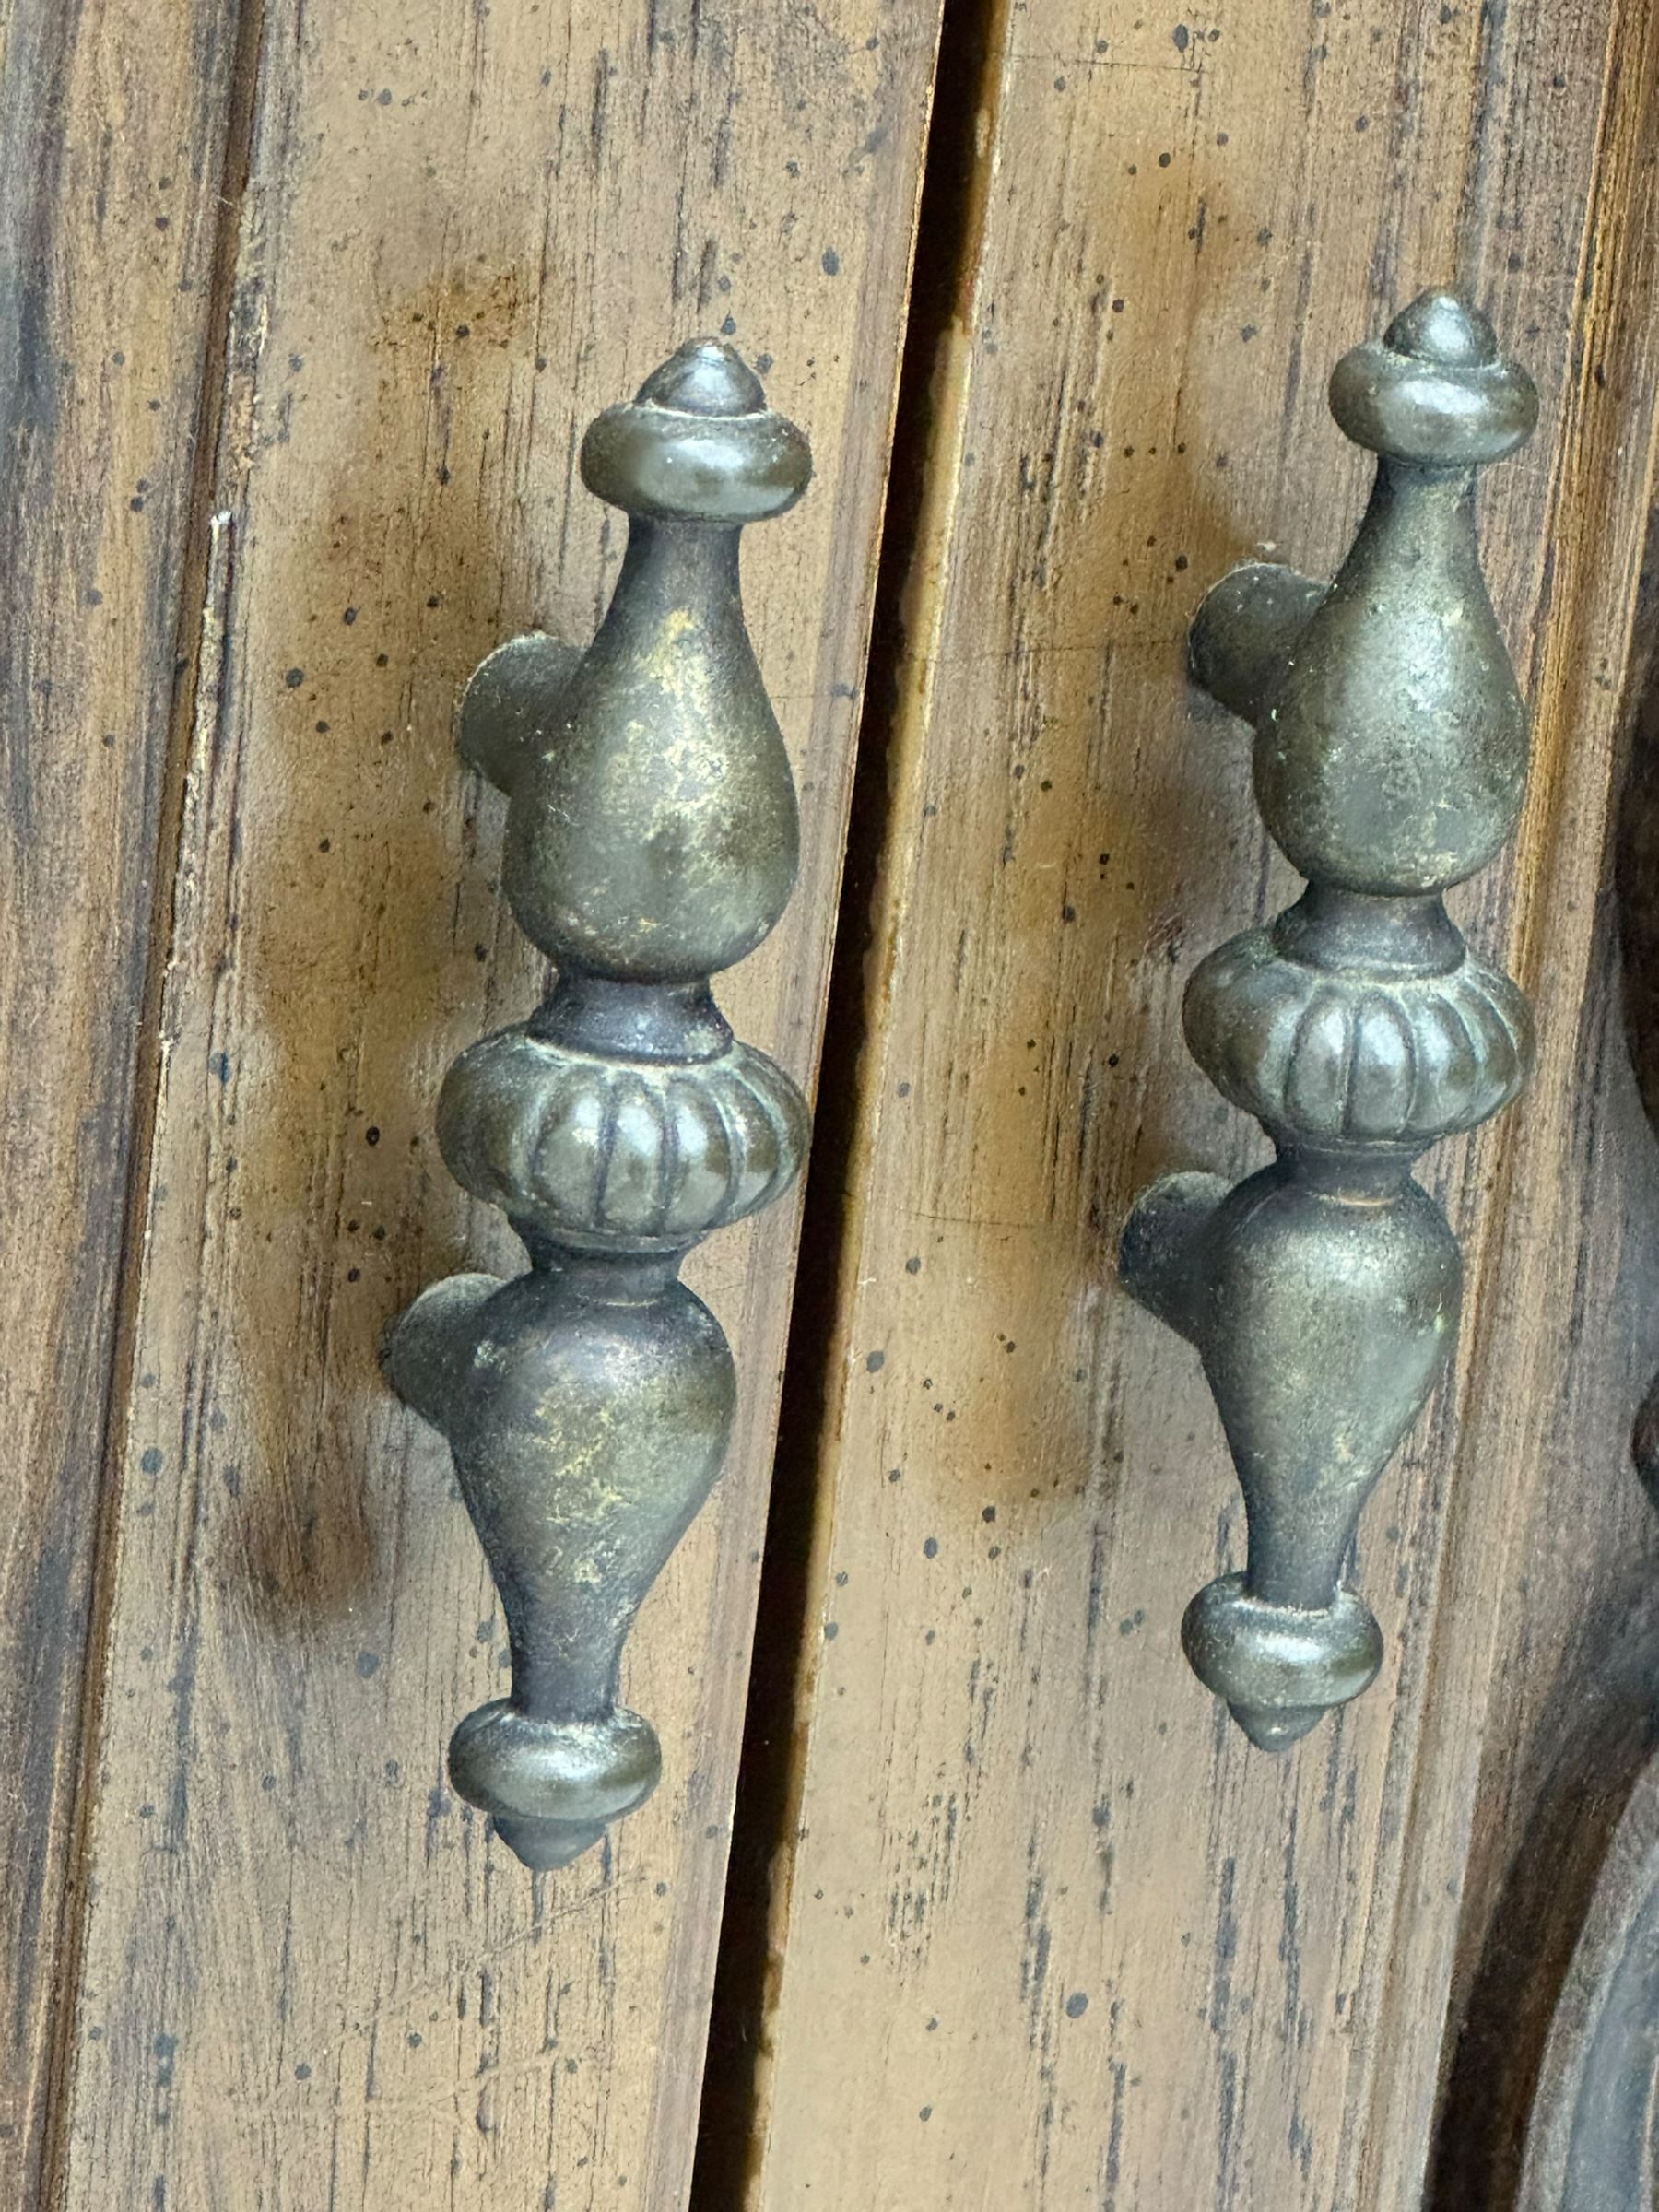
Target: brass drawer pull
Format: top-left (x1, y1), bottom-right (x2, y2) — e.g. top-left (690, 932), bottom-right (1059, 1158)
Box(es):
top-left (1120, 290), bottom-right (1537, 1749)
top-left (385, 340), bottom-right (811, 1869)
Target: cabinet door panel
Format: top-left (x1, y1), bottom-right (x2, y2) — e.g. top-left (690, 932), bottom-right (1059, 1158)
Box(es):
top-left (739, 4), bottom-right (1659, 2206)
top-left (44, 5), bottom-right (940, 2206)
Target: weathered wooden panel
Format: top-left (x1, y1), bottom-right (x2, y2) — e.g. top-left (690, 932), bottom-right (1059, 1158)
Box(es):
top-left (740, 2), bottom-right (1659, 2205)
top-left (0, 3), bottom-right (252, 2194)
top-left (1430, 579), bottom-right (1659, 2207)
top-left (47, 3), bottom-right (939, 2205)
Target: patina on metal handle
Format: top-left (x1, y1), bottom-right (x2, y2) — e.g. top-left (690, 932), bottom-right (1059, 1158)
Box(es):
top-left (1120, 290), bottom-right (1538, 1749)
top-left (384, 338), bottom-right (811, 1869)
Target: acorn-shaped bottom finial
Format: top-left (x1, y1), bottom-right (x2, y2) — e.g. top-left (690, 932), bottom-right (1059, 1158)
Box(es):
top-left (449, 1700), bottom-right (662, 1869)
top-left (1182, 1576), bottom-right (1384, 1749)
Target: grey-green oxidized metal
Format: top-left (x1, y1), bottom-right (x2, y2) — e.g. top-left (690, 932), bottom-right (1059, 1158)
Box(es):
top-left (1119, 290), bottom-right (1538, 1749)
top-left (384, 339), bottom-right (811, 1870)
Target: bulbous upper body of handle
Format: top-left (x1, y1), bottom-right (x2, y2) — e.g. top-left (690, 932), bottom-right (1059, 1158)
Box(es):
top-left (505, 521), bottom-right (801, 982)
top-left (1253, 468), bottom-right (1529, 894)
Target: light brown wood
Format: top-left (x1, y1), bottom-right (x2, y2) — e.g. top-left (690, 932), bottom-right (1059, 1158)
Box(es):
top-left (45, 3), bottom-right (940, 2205)
top-left (742, 4), bottom-right (1659, 2206)
top-left (0, 5), bottom-right (253, 2195)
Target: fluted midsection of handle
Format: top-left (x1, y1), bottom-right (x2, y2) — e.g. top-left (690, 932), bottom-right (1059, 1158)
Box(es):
top-left (383, 338), bottom-right (812, 1872)
top-left (1120, 290), bottom-right (1538, 1751)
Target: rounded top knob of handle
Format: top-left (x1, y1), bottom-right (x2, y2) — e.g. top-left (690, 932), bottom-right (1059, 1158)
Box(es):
top-left (581, 337), bottom-right (812, 524)
top-left (1328, 288), bottom-right (1538, 467)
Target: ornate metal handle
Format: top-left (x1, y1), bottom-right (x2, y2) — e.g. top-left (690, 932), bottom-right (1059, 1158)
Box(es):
top-left (1120, 290), bottom-right (1538, 1749)
top-left (384, 339), bottom-right (811, 1869)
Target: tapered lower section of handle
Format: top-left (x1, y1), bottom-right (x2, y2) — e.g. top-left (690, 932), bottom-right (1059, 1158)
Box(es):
top-left (383, 1254), bottom-right (735, 1869)
top-left (1119, 1156), bottom-right (1459, 1747)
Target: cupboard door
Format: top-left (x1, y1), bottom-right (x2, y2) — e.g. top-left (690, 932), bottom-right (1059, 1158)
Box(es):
top-left (29, 3), bottom-right (941, 2205)
top-left (729, 3), bottom-right (1659, 2206)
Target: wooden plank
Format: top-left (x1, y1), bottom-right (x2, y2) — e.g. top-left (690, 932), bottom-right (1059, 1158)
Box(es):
top-left (1515, 1739), bottom-right (1659, 2210)
top-left (0, 4), bottom-right (253, 2196)
top-left (741, 2), bottom-right (1659, 2205)
top-left (47, 3), bottom-right (940, 2206)
top-left (1429, 594), bottom-right (1659, 2199)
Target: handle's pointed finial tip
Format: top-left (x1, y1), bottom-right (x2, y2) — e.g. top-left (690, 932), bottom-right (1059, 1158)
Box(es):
top-left (1227, 1702), bottom-right (1326, 1752)
top-left (1383, 288), bottom-right (1499, 368)
top-left (636, 335), bottom-right (767, 417)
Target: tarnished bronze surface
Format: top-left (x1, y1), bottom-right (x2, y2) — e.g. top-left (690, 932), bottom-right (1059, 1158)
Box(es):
top-left (384, 339), bottom-right (811, 1869)
top-left (1121, 290), bottom-right (1538, 1749)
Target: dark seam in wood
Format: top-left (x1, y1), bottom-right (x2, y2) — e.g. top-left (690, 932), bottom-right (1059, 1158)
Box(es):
top-left (685, 0), bottom-right (1011, 2200)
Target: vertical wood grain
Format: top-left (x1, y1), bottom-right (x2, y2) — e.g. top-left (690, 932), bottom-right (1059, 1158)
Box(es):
top-left (1350, 9), bottom-right (1659, 2196)
top-left (47, 4), bottom-right (940, 2206)
top-left (0, 5), bottom-right (253, 2195)
top-left (1429, 550), bottom-right (1659, 2203)
top-left (741, 2), bottom-right (1659, 2205)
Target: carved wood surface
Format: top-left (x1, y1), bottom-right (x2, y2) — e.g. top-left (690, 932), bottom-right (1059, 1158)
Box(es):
top-left (735, 2), bottom-right (1659, 2206)
top-left (39, 3), bottom-right (940, 2206)
top-left (1512, 1734), bottom-right (1659, 2208)
top-left (1500, 1698), bottom-right (1659, 2212)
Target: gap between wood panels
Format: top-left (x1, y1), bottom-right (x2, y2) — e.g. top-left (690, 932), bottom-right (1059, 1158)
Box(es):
top-left (687, 5), bottom-right (1012, 2203)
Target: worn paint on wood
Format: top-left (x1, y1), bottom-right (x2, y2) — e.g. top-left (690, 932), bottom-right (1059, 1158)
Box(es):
top-left (738, 2), bottom-right (1659, 2206)
top-left (45, 3), bottom-right (938, 2206)
top-left (0, 3), bottom-right (254, 2195)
